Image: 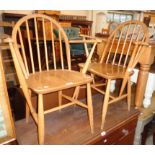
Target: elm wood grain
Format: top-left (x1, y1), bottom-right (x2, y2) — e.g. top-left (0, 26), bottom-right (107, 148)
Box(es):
top-left (97, 37), bottom-right (155, 108)
top-left (82, 20), bottom-right (149, 129)
top-left (8, 14), bottom-right (95, 144)
top-left (135, 43), bottom-right (155, 107)
top-left (15, 94), bottom-right (139, 145)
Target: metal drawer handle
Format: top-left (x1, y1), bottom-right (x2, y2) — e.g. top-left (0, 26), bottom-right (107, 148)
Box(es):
top-left (103, 139), bottom-right (107, 143)
top-left (122, 129), bottom-right (129, 136)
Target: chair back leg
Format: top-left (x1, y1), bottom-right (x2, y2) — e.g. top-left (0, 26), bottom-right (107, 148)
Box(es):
top-left (25, 89), bottom-right (32, 123)
top-left (101, 79), bottom-right (111, 130)
top-left (87, 83), bottom-right (94, 133)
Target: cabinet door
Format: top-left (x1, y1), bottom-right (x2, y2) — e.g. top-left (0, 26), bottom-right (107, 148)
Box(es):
top-left (0, 51), bottom-right (16, 144)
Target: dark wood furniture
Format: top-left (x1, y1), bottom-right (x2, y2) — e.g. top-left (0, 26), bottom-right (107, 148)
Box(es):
top-left (0, 35), bottom-right (16, 144)
top-left (60, 19), bottom-right (93, 35)
top-left (15, 94), bottom-right (139, 144)
top-left (2, 13), bottom-right (25, 35)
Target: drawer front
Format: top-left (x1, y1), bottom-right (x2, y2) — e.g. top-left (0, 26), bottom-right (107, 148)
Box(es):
top-left (95, 117), bottom-right (138, 145)
top-left (115, 129), bottom-right (135, 145)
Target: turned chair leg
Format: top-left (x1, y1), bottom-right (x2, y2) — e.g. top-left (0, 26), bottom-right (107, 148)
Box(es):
top-left (25, 90), bottom-right (31, 123)
top-left (127, 79), bottom-right (131, 111)
top-left (38, 94), bottom-right (44, 145)
top-left (101, 79), bottom-right (111, 130)
top-left (26, 103), bottom-right (30, 123)
top-left (58, 91), bottom-right (62, 107)
top-left (58, 91), bottom-right (62, 111)
top-left (87, 83), bottom-right (94, 133)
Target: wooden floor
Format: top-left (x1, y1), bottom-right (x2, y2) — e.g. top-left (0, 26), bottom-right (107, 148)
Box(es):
top-left (14, 94), bottom-right (139, 144)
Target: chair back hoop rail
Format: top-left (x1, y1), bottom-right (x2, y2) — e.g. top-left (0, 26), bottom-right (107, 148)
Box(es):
top-left (8, 13), bottom-right (94, 144)
top-left (86, 20), bottom-right (149, 129)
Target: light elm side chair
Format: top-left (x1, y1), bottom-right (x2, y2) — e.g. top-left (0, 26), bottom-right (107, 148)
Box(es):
top-left (83, 20), bottom-right (149, 130)
top-left (7, 14), bottom-right (95, 144)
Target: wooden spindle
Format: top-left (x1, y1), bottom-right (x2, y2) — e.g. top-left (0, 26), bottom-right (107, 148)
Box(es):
top-left (112, 26), bottom-right (124, 65)
top-left (118, 24), bottom-right (131, 66)
top-left (42, 18), bottom-right (49, 70)
top-left (58, 30), bottom-right (64, 69)
top-left (106, 32), bottom-right (117, 64)
top-left (123, 23), bottom-right (137, 67)
top-left (26, 20), bottom-right (35, 73)
top-left (18, 28), bottom-right (29, 75)
top-left (34, 17), bottom-right (41, 72)
top-left (50, 21), bottom-right (56, 70)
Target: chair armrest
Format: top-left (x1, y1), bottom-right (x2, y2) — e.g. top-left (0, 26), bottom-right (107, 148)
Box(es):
top-left (80, 34), bottom-right (95, 39)
top-left (4, 37), bottom-right (21, 49)
top-left (80, 34), bottom-right (102, 43)
top-left (3, 37), bottom-right (13, 43)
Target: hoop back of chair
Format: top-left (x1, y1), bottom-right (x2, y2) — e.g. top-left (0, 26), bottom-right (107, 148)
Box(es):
top-left (100, 20), bottom-right (149, 70)
top-left (12, 14), bottom-right (71, 78)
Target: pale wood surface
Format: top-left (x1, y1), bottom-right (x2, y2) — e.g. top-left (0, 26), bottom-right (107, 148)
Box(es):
top-left (14, 94), bottom-right (139, 144)
top-left (8, 14), bottom-right (94, 144)
top-left (97, 32), bottom-right (155, 108)
top-left (27, 70), bottom-right (92, 94)
top-left (86, 63), bottom-right (127, 79)
top-left (84, 20), bottom-right (149, 129)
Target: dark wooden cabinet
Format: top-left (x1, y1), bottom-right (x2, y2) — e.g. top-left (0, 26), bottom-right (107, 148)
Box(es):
top-left (93, 115), bottom-right (138, 145)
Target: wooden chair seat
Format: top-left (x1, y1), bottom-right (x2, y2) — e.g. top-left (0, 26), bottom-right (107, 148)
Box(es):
top-left (79, 62), bottom-right (133, 79)
top-left (27, 70), bottom-right (92, 94)
top-left (87, 63), bottom-right (131, 79)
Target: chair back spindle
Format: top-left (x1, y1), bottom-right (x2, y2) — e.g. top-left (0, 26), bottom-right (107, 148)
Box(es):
top-left (100, 20), bottom-right (149, 70)
top-left (12, 14), bottom-right (71, 78)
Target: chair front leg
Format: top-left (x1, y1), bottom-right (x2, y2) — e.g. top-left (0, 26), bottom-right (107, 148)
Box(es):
top-left (26, 103), bottom-right (30, 123)
top-left (101, 79), bottom-right (111, 130)
top-left (26, 89), bottom-right (32, 123)
top-left (38, 94), bottom-right (44, 145)
top-left (58, 91), bottom-right (62, 111)
top-left (127, 79), bottom-right (131, 111)
top-left (87, 83), bottom-right (94, 133)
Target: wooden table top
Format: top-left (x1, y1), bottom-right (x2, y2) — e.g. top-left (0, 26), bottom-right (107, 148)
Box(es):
top-left (15, 94), bottom-right (139, 144)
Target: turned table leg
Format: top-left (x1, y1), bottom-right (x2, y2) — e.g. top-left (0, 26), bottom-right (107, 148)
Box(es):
top-left (135, 45), bottom-right (155, 108)
top-left (135, 65), bottom-right (150, 108)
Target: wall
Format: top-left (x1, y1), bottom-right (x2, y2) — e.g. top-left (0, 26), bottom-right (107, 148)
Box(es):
top-left (91, 10), bottom-right (108, 35)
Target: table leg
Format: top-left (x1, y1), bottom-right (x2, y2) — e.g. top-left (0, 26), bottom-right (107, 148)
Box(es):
top-left (135, 64), bottom-right (150, 107)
